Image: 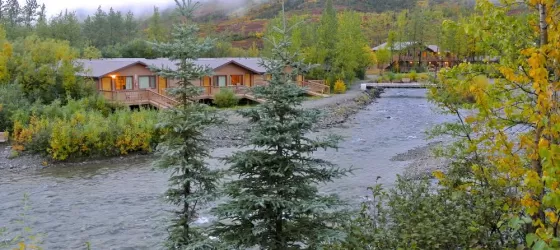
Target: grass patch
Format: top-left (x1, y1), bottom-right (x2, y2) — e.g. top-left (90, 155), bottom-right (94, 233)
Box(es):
top-left (305, 95), bottom-right (324, 101)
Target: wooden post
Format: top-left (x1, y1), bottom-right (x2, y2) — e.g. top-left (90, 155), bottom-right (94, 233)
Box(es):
top-left (0, 132), bottom-right (7, 143)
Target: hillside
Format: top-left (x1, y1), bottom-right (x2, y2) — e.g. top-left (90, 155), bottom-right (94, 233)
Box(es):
top-left (192, 0), bottom-right (476, 49)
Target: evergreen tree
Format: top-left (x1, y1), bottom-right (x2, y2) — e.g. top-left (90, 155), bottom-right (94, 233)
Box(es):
top-left (37, 3), bottom-right (45, 22)
top-left (50, 11), bottom-right (83, 47)
top-left (107, 8), bottom-right (123, 45)
top-left (21, 0), bottom-right (38, 28)
top-left (90, 7), bottom-right (109, 48)
top-left (0, 0), bottom-right (5, 24)
top-left (212, 3), bottom-right (349, 249)
top-left (35, 4), bottom-right (48, 38)
top-left (5, 0), bottom-right (19, 28)
top-left (149, 0), bottom-right (219, 249)
top-left (123, 11), bottom-right (138, 42)
top-left (146, 6), bottom-right (166, 42)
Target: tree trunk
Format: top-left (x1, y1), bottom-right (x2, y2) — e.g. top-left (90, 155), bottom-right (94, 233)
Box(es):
top-left (529, 2), bottom-right (548, 234)
top-left (538, 3), bottom-right (548, 47)
top-left (530, 126), bottom-right (546, 234)
top-left (274, 213), bottom-right (284, 250)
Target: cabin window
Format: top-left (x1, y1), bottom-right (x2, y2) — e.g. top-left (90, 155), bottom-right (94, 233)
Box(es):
top-left (214, 75), bottom-right (227, 87)
top-left (139, 76), bottom-right (156, 89)
top-left (230, 75), bottom-right (243, 86)
top-left (116, 76), bottom-right (133, 90)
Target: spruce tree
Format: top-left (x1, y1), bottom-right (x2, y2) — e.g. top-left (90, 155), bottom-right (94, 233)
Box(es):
top-left (149, 0), bottom-right (219, 249)
top-left (212, 3), bottom-right (349, 249)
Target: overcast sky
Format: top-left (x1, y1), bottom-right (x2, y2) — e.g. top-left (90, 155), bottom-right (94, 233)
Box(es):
top-left (36, 0), bottom-right (175, 16)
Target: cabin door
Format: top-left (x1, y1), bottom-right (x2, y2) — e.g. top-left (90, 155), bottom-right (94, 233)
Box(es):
top-left (101, 77), bottom-right (112, 91)
top-left (158, 77), bottom-right (167, 95)
top-left (244, 74), bottom-right (251, 87)
top-left (203, 76), bottom-right (211, 95)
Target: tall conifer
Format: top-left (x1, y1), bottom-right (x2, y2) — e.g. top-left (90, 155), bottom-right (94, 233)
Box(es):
top-left (149, 0), bottom-right (219, 249)
top-left (212, 2), bottom-right (349, 249)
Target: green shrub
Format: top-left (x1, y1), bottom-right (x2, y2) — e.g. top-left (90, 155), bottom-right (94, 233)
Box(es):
top-left (381, 75), bottom-right (390, 82)
top-left (0, 84), bottom-right (31, 131)
top-left (387, 72), bottom-right (396, 82)
top-left (418, 73), bottom-right (431, 82)
top-left (409, 70), bottom-right (418, 82)
top-left (328, 176), bottom-right (517, 249)
top-left (394, 74), bottom-right (403, 83)
top-left (214, 88), bottom-right (240, 108)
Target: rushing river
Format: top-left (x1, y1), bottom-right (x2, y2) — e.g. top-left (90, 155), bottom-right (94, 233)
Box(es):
top-left (0, 89), bottom-right (454, 249)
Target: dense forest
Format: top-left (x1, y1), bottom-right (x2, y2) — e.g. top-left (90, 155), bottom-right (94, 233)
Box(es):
top-left (0, 0), bottom-right (476, 59)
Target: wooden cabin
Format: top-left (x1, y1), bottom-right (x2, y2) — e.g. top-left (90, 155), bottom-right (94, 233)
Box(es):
top-left (78, 58), bottom-right (329, 108)
top-left (372, 42), bottom-right (459, 72)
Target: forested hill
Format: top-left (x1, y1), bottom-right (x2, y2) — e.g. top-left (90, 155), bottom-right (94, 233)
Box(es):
top-left (191, 0), bottom-right (478, 51)
top-left (194, 0), bottom-right (476, 21)
top-left (0, 0), bottom-right (481, 59)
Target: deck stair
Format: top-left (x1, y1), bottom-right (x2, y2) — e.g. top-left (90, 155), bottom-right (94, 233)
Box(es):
top-left (299, 80), bottom-right (330, 97)
top-left (100, 89), bottom-right (179, 109)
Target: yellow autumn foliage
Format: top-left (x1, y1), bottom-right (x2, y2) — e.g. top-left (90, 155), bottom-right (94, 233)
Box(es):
top-left (333, 79), bottom-right (346, 94)
top-left (429, 0), bottom-right (560, 247)
top-left (12, 98), bottom-right (160, 161)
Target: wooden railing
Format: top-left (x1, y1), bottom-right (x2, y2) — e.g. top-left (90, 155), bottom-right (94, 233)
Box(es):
top-left (99, 80), bottom-right (329, 108)
top-left (99, 90), bottom-right (114, 100)
top-left (199, 85), bottom-right (251, 96)
top-left (299, 80), bottom-right (330, 94)
top-left (111, 90), bottom-right (150, 104)
top-left (393, 55), bottom-right (457, 63)
top-left (146, 89), bottom-right (179, 108)
top-left (99, 89), bottom-right (178, 109)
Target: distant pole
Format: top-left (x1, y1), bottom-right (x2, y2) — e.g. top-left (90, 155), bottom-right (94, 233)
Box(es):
top-left (435, 48), bottom-right (439, 78)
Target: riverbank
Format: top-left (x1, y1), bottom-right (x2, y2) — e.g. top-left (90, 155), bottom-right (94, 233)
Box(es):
top-left (0, 88), bottom-right (381, 172)
top-left (1, 88), bottom-right (454, 250)
top-left (208, 88), bottom-right (381, 148)
top-left (391, 141), bottom-right (451, 179)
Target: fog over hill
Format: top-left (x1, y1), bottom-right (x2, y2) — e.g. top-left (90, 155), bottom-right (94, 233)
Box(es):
top-left (37, 0), bottom-right (271, 19)
top-left (36, 0), bottom-right (496, 21)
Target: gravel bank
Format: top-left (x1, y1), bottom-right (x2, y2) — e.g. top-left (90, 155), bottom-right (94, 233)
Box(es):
top-left (1, 88), bottom-right (381, 171)
top-left (391, 141), bottom-right (451, 179)
top-left (206, 88), bottom-right (381, 148)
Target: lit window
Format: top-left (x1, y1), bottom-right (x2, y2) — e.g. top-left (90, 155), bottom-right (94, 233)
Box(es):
top-left (230, 75), bottom-right (243, 86)
top-left (116, 76), bottom-right (133, 90)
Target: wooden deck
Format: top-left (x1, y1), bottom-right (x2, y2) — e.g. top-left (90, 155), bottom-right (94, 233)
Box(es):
top-left (99, 80), bottom-right (330, 109)
top-left (100, 89), bottom-right (179, 109)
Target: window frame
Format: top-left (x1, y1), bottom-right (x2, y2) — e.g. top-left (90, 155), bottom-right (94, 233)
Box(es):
top-left (116, 76), bottom-right (133, 90)
top-left (213, 75), bottom-right (227, 87)
top-left (230, 75), bottom-right (243, 86)
top-left (139, 75), bottom-right (156, 89)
